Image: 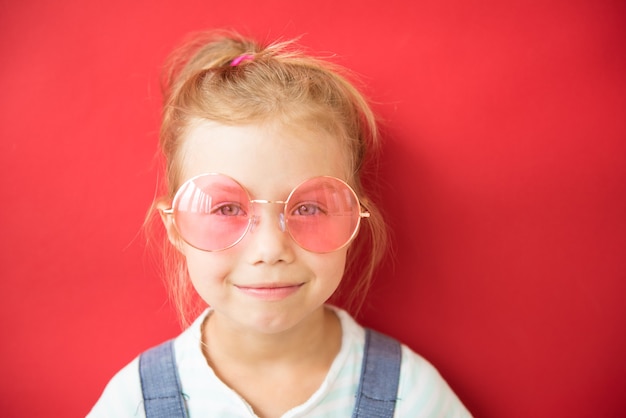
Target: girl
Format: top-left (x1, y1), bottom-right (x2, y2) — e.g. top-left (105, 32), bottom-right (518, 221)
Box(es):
top-left (89, 31), bottom-right (471, 417)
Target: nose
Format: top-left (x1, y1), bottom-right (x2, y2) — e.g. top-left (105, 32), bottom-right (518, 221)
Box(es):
top-left (249, 205), bottom-right (287, 234)
top-left (246, 204), bottom-right (294, 264)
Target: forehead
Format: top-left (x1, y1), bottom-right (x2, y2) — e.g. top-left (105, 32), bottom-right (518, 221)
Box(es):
top-left (179, 120), bottom-right (350, 195)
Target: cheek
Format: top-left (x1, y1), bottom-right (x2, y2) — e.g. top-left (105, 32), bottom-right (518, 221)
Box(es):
top-left (183, 247), bottom-right (233, 295)
top-left (313, 249), bottom-right (348, 287)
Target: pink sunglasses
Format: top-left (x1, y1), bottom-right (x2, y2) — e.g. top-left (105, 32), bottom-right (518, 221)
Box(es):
top-left (162, 174), bottom-right (370, 253)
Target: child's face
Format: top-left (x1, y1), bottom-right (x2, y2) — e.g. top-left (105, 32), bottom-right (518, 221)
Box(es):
top-left (162, 119), bottom-right (351, 335)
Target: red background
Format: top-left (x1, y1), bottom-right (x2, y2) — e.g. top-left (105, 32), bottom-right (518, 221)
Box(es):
top-left (1, 1), bottom-right (625, 417)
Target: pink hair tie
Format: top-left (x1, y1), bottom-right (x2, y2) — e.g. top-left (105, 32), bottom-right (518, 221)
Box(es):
top-left (230, 53), bottom-right (255, 66)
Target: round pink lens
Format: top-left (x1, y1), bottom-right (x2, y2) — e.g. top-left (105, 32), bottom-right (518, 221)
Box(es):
top-left (285, 177), bottom-right (361, 253)
top-left (172, 174), bottom-right (251, 251)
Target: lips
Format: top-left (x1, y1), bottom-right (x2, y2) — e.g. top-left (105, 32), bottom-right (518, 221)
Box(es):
top-left (235, 283), bottom-right (304, 301)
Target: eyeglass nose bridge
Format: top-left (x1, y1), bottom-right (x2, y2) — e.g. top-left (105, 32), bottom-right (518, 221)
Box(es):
top-left (249, 199), bottom-right (288, 234)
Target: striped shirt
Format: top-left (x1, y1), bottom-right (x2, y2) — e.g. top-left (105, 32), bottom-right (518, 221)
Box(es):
top-left (88, 307), bottom-right (471, 417)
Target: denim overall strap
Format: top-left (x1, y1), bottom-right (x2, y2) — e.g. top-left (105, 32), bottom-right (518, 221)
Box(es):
top-left (352, 329), bottom-right (402, 418)
top-left (139, 339), bottom-right (188, 418)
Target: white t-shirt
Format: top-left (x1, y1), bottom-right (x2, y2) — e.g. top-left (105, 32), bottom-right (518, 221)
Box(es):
top-left (88, 307), bottom-right (471, 417)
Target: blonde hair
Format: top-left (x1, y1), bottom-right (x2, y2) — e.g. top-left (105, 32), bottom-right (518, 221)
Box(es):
top-left (150, 30), bottom-right (389, 326)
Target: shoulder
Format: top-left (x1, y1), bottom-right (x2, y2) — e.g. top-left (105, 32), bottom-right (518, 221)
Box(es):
top-left (330, 307), bottom-right (472, 416)
top-left (396, 344), bottom-right (472, 417)
top-left (86, 356), bottom-right (146, 418)
top-left (87, 312), bottom-right (209, 418)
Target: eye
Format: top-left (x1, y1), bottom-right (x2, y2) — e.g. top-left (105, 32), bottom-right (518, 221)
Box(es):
top-left (212, 203), bottom-right (246, 216)
top-left (291, 202), bottom-right (325, 216)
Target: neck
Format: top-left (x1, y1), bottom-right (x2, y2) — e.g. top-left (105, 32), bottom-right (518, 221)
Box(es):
top-left (201, 306), bottom-right (343, 418)
top-left (202, 306), bottom-right (341, 369)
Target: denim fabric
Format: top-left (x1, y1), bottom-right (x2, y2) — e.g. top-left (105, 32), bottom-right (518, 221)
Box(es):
top-left (139, 328), bottom-right (401, 418)
top-left (352, 329), bottom-right (402, 418)
top-left (139, 340), bottom-right (189, 418)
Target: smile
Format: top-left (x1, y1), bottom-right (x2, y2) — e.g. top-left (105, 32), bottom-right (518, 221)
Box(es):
top-left (235, 283), bottom-right (304, 301)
